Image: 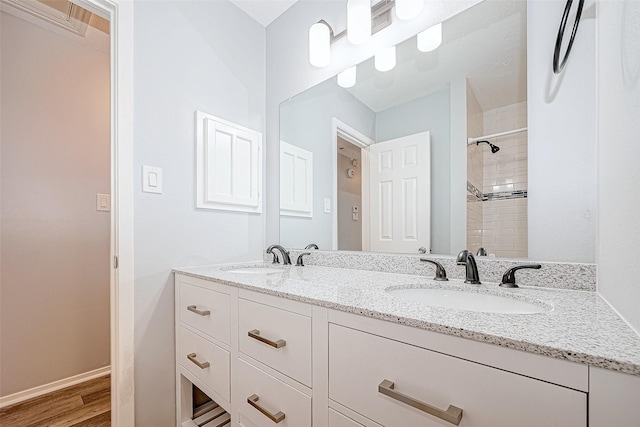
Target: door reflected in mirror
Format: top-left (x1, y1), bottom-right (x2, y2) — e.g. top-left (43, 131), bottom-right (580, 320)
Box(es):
top-left (279, 0), bottom-right (527, 257)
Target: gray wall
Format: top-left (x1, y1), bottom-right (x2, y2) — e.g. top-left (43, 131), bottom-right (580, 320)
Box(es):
top-left (375, 88), bottom-right (452, 254)
top-left (279, 79), bottom-right (375, 249)
top-left (0, 12), bottom-right (110, 396)
top-left (133, 1), bottom-right (265, 424)
top-left (597, 0), bottom-right (640, 333)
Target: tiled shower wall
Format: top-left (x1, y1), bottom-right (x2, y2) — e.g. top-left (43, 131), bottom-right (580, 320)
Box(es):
top-left (466, 99), bottom-right (528, 258)
top-left (481, 101), bottom-right (528, 258)
top-left (466, 83), bottom-right (484, 255)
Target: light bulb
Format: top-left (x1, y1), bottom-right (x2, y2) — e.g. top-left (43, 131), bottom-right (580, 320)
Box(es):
top-left (337, 66), bottom-right (357, 88)
top-left (309, 21), bottom-right (331, 67)
top-left (347, 0), bottom-right (371, 45)
top-left (417, 23), bottom-right (442, 52)
top-left (395, 0), bottom-right (423, 20)
top-left (375, 46), bottom-right (396, 72)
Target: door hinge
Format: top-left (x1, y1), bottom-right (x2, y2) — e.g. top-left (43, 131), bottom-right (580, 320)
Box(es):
top-left (113, 255), bottom-right (119, 269)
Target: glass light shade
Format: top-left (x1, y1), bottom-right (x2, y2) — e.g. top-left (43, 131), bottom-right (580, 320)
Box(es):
top-left (417, 23), bottom-right (443, 52)
top-left (395, 0), bottom-right (423, 20)
top-left (375, 46), bottom-right (396, 72)
top-left (309, 22), bottom-right (331, 67)
top-left (337, 66), bottom-right (357, 88)
top-left (347, 0), bottom-right (371, 45)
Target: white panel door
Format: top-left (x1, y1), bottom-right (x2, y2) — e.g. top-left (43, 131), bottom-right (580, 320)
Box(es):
top-left (280, 141), bottom-right (313, 217)
top-left (369, 131), bottom-right (430, 253)
top-left (196, 111), bottom-right (262, 213)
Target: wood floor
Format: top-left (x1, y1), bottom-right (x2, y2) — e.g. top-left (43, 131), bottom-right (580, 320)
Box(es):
top-left (0, 375), bottom-right (110, 427)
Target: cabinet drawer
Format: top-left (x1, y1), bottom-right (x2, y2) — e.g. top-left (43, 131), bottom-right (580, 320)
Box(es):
top-left (178, 326), bottom-right (230, 402)
top-left (328, 409), bottom-right (365, 427)
top-left (237, 359), bottom-right (311, 427)
top-left (238, 298), bottom-right (312, 387)
top-left (329, 324), bottom-right (587, 427)
top-left (179, 280), bottom-right (230, 345)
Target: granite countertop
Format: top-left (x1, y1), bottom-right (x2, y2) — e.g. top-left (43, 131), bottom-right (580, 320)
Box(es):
top-left (173, 263), bottom-right (640, 376)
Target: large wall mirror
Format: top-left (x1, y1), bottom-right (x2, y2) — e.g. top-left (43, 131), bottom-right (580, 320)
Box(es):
top-left (279, 0), bottom-right (527, 257)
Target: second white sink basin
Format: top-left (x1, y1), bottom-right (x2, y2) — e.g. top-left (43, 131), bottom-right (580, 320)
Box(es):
top-left (386, 288), bottom-right (549, 314)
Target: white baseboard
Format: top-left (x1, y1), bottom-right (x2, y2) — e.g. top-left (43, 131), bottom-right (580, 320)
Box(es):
top-left (0, 365), bottom-right (111, 409)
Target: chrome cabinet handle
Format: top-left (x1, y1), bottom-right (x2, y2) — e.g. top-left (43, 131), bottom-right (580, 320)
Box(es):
top-left (378, 379), bottom-right (463, 426)
top-left (187, 305), bottom-right (210, 316)
top-left (248, 329), bottom-right (286, 349)
top-left (186, 353), bottom-right (210, 369)
top-left (247, 394), bottom-right (285, 423)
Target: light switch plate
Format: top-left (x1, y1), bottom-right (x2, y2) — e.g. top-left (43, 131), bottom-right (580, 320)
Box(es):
top-left (96, 193), bottom-right (111, 211)
top-left (142, 165), bottom-right (162, 194)
top-left (323, 198), bottom-right (331, 213)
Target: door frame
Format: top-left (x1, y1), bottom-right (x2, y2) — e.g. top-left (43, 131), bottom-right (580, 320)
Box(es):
top-left (69, 0), bottom-right (134, 425)
top-left (331, 118), bottom-right (374, 251)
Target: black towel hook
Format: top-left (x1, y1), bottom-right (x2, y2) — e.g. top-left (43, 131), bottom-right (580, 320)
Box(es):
top-left (553, 0), bottom-right (585, 74)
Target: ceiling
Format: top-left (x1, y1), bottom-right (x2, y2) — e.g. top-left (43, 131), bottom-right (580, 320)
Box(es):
top-left (229, 0), bottom-right (298, 27)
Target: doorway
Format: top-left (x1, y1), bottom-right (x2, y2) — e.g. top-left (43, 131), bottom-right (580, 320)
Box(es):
top-left (3, 0), bottom-right (134, 425)
top-left (0, 0), bottom-right (116, 422)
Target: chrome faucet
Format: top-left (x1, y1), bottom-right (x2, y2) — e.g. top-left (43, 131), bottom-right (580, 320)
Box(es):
top-left (456, 250), bottom-right (481, 284)
top-left (266, 245), bottom-right (291, 265)
top-left (305, 243), bottom-right (319, 250)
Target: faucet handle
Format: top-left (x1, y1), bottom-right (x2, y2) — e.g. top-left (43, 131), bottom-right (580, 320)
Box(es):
top-left (500, 264), bottom-right (542, 288)
top-left (420, 258), bottom-right (448, 281)
top-left (271, 253), bottom-right (280, 264)
top-left (296, 252), bottom-right (311, 266)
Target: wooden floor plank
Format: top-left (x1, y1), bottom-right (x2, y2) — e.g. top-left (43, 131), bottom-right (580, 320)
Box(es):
top-left (0, 375), bottom-right (110, 427)
top-left (70, 411), bottom-right (110, 427)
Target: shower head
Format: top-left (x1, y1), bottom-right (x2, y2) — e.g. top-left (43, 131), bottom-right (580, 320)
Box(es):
top-left (477, 140), bottom-right (500, 153)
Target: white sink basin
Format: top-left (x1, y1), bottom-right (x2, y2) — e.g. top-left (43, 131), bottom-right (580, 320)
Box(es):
top-left (386, 288), bottom-right (549, 314)
top-left (224, 267), bottom-right (284, 275)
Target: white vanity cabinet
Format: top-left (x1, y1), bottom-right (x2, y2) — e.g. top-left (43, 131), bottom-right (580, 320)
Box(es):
top-left (174, 272), bottom-right (639, 427)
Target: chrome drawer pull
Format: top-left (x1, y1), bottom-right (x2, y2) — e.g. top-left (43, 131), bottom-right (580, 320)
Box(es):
top-left (186, 353), bottom-right (210, 369)
top-left (247, 394), bottom-right (285, 423)
top-left (378, 379), bottom-right (463, 426)
top-left (248, 329), bottom-right (286, 349)
top-left (187, 305), bottom-right (210, 316)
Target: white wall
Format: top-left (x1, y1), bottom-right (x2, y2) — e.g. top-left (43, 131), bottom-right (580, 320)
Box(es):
top-left (0, 12), bottom-right (110, 396)
top-left (266, 0), bottom-right (480, 246)
top-left (597, 1), bottom-right (640, 333)
top-left (132, 1), bottom-right (265, 424)
top-left (527, 0), bottom-right (597, 262)
top-left (279, 78), bottom-right (375, 249)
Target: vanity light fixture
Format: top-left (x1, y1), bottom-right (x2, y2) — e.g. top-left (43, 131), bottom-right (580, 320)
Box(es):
top-left (309, 20), bottom-right (332, 67)
top-left (347, 0), bottom-right (372, 45)
top-left (337, 66), bottom-right (357, 88)
top-left (375, 45), bottom-right (396, 72)
top-left (417, 22), bottom-right (442, 52)
top-left (395, 0), bottom-right (423, 20)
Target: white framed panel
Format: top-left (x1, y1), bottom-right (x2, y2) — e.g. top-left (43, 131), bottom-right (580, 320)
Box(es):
top-left (196, 111), bottom-right (262, 213)
top-left (280, 141), bottom-right (313, 218)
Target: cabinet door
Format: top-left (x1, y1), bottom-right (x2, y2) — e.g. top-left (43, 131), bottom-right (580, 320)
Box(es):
top-left (179, 280), bottom-right (230, 345)
top-left (238, 298), bottom-right (312, 387)
top-left (178, 327), bottom-right (230, 403)
top-left (329, 324), bottom-right (587, 427)
top-left (237, 359), bottom-right (311, 427)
